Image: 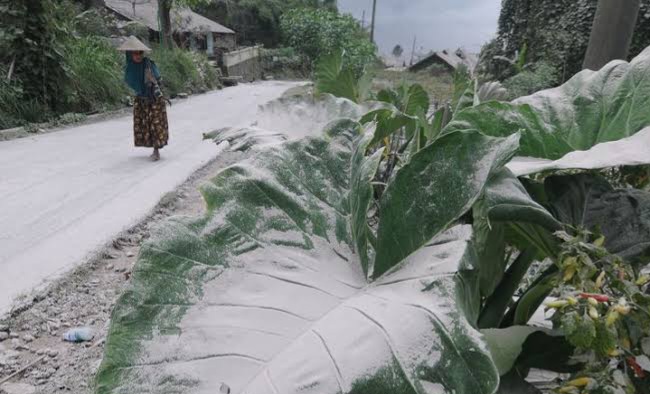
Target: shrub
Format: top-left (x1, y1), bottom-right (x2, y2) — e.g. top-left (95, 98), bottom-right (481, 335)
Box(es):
top-left (62, 36), bottom-right (129, 113)
top-left (120, 21), bottom-right (150, 42)
top-left (74, 8), bottom-right (117, 37)
top-left (503, 62), bottom-right (559, 100)
top-left (280, 8), bottom-right (376, 77)
top-left (261, 47), bottom-right (311, 79)
top-left (0, 68), bottom-right (53, 128)
top-left (189, 51), bottom-right (220, 91)
top-left (151, 47), bottom-right (219, 97)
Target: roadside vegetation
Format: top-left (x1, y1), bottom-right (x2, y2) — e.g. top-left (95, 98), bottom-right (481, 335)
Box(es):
top-left (0, 0), bottom-right (220, 130)
top-left (100, 31), bottom-right (650, 394)
top-left (314, 46), bottom-right (650, 393)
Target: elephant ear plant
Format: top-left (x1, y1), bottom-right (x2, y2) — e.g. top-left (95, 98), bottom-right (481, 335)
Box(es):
top-left (96, 118), bottom-right (521, 393)
top-left (98, 47), bottom-right (650, 394)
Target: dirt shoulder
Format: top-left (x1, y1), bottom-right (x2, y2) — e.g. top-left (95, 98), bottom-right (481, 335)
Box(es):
top-left (0, 148), bottom-right (247, 394)
top-left (0, 89), bottom-right (222, 143)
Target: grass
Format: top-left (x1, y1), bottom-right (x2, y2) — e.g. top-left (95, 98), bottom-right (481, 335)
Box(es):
top-left (63, 36), bottom-right (130, 114)
top-left (151, 47), bottom-right (220, 97)
top-left (372, 68), bottom-right (454, 105)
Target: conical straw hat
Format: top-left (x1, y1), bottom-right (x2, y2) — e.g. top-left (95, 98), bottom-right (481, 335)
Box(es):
top-left (118, 36), bottom-right (151, 52)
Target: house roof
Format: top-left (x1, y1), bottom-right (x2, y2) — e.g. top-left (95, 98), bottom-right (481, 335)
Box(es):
top-left (104, 0), bottom-right (235, 34)
top-left (409, 49), bottom-right (478, 73)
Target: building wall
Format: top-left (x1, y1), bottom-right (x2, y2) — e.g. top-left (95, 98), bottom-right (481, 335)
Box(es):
top-left (223, 46), bottom-right (263, 82)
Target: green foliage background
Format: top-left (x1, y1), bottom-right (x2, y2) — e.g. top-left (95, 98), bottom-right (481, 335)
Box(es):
top-left (0, 0), bottom-right (219, 129)
top-left (481, 0), bottom-right (650, 82)
top-left (280, 8), bottom-right (376, 77)
top-left (197, 0), bottom-right (337, 47)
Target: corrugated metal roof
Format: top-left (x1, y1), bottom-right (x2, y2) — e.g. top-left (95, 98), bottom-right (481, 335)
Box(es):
top-left (105, 0), bottom-right (235, 34)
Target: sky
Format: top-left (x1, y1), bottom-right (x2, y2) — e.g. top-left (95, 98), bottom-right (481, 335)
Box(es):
top-left (338, 0), bottom-right (502, 61)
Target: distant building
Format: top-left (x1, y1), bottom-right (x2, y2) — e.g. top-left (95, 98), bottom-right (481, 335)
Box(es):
top-left (409, 49), bottom-right (479, 75)
top-left (104, 0), bottom-right (236, 56)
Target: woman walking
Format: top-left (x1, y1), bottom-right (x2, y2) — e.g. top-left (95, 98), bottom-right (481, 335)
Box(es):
top-left (119, 36), bottom-right (169, 161)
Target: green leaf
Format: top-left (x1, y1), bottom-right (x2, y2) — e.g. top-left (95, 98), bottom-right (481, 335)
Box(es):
top-left (482, 326), bottom-right (539, 376)
top-left (512, 275), bottom-right (556, 326)
top-left (482, 169), bottom-right (562, 231)
top-left (373, 131), bottom-right (520, 277)
top-left (350, 125), bottom-right (384, 276)
top-left (360, 107), bottom-right (416, 147)
top-left (514, 329), bottom-right (578, 373)
top-left (544, 174), bottom-right (650, 265)
top-left (315, 49), bottom-right (358, 102)
top-left (96, 122), bottom-right (500, 394)
top-left (478, 249), bottom-right (536, 329)
top-left (446, 47), bottom-right (650, 159)
top-left (376, 88), bottom-right (400, 106)
top-left (454, 79), bottom-right (477, 114)
top-left (451, 64), bottom-right (471, 111)
top-left (426, 106), bottom-right (447, 142)
top-left (402, 84), bottom-right (429, 116)
top-left (473, 168), bottom-right (559, 316)
top-left (561, 312), bottom-right (596, 349)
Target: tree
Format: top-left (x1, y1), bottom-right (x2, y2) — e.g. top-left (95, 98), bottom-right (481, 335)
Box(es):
top-left (392, 44), bottom-right (403, 59)
top-left (198, 0), bottom-right (339, 47)
top-left (158, 0), bottom-right (209, 48)
top-left (280, 8), bottom-right (376, 76)
top-left (583, 0), bottom-right (641, 70)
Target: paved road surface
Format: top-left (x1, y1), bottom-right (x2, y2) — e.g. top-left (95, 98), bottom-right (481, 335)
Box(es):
top-left (0, 81), bottom-right (299, 314)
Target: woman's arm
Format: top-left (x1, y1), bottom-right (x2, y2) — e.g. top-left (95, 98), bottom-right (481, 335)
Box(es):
top-left (151, 61), bottom-right (162, 82)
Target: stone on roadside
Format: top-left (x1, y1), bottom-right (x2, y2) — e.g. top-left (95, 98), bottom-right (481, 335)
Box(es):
top-left (0, 324), bottom-right (8, 332)
top-left (0, 332), bottom-right (8, 341)
top-left (0, 382), bottom-right (37, 394)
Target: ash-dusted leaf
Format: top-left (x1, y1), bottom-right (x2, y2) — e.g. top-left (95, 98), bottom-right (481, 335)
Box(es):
top-left (507, 127), bottom-right (650, 176)
top-left (446, 47), bottom-right (650, 160)
top-left (481, 168), bottom-right (561, 230)
top-left (482, 326), bottom-right (539, 376)
top-left (374, 131), bottom-right (520, 278)
top-left (474, 168), bottom-right (560, 306)
top-left (402, 84), bottom-right (430, 116)
top-left (375, 84), bottom-right (429, 117)
top-left (360, 106), bottom-right (415, 147)
top-left (545, 174), bottom-right (650, 266)
top-left (350, 124), bottom-right (383, 276)
top-left (97, 122), bottom-right (499, 394)
top-left (315, 49), bottom-right (358, 102)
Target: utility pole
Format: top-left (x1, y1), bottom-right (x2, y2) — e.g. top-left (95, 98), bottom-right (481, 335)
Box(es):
top-left (409, 35), bottom-right (417, 66)
top-left (370, 0), bottom-right (377, 43)
top-left (583, 0), bottom-right (641, 70)
top-left (361, 9), bottom-right (366, 30)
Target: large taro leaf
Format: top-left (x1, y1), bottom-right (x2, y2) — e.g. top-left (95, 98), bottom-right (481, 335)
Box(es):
top-left (507, 127), bottom-right (650, 176)
top-left (445, 47), bottom-right (650, 160)
top-left (544, 174), bottom-right (650, 266)
top-left (96, 122), bottom-right (500, 394)
top-left (373, 131), bottom-right (520, 278)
